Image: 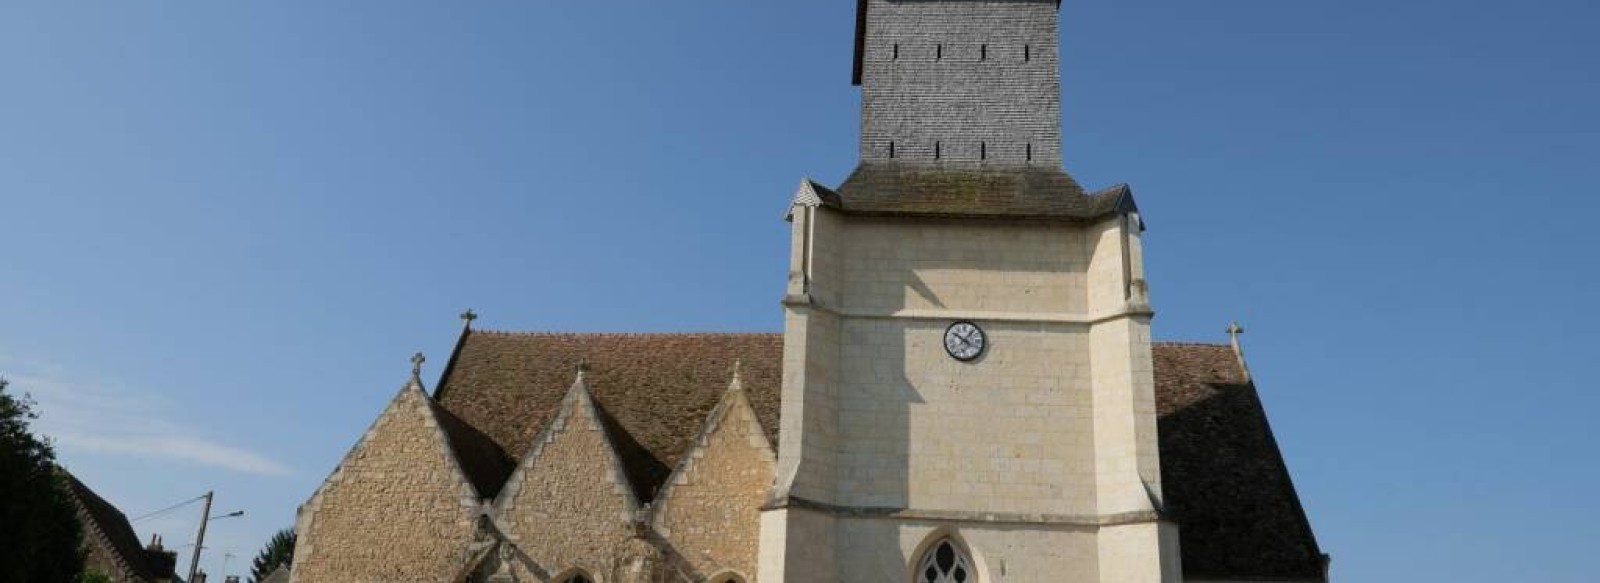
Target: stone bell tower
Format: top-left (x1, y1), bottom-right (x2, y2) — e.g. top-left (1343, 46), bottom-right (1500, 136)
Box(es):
top-left (759, 0), bottom-right (1181, 581)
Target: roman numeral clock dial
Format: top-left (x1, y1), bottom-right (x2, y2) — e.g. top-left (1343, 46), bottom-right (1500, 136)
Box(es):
top-left (944, 321), bottom-right (986, 362)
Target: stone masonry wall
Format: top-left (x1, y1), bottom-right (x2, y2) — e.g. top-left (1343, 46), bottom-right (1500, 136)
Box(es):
top-left (840, 218), bottom-right (1088, 315)
top-left (832, 218), bottom-right (1097, 515)
top-left (292, 383), bottom-right (479, 583)
top-left (655, 390), bottom-right (775, 581)
top-left (494, 386), bottom-right (637, 581)
top-left (835, 521), bottom-right (1099, 583)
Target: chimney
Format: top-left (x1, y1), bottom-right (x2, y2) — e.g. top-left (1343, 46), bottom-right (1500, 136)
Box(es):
top-left (225, 577), bottom-right (241, 583)
top-left (142, 534), bottom-right (178, 581)
top-left (192, 571), bottom-right (207, 583)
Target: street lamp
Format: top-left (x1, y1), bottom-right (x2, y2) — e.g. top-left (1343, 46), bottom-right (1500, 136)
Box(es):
top-left (187, 491), bottom-right (244, 583)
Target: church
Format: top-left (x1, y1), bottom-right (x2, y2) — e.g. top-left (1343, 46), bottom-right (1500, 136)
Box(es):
top-left (291, 1), bottom-right (1327, 581)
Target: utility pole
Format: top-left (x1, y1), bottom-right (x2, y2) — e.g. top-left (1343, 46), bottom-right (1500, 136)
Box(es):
top-left (188, 491), bottom-right (214, 583)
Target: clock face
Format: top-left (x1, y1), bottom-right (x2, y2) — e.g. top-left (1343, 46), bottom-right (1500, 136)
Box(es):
top-left (944, 321), bottom-right (986, 361)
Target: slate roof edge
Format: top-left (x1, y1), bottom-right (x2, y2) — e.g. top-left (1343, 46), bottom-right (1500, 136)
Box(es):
top-left (1089, 182), bottom-right (1143, 229)
top-left (851, 0), bottom-right (868, 85)
top-left (1168, 337), bottom-right (1327, 581)
top-left (1235, 376), bottom-right (1329, 580)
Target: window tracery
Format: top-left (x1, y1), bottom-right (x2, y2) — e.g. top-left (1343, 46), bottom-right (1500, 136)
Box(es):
top-left (916, 539), bottom-right (974, 583)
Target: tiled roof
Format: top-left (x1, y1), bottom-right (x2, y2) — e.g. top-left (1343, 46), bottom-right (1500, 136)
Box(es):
top-left (59, 469), bottom-right (159, 583)
top-left (429, 399), bottom-right (515, 499)
top-left (433, 332), bottom-right (782, 503)
top-left (431, 331), bottom-right (1323, 580)
top-left (828, 163), bottom-right (1132, 220)
top-left (1154, 343), bottom-right (1327, 580)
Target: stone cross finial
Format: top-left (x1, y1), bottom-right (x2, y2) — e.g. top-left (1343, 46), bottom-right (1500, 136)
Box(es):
top-left (411, 352), bottom-right (426, 378)
top-left (460, 309), bottom-right (478, 327)
top-left (1226, 322), bottom-right (1252, 382)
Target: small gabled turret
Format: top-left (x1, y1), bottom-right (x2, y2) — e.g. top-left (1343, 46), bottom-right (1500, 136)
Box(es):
top-left (491, 365), bottom-right (644, 579)
top-left (292, 355), bottom-right (484, 583)
top-left (652, 361), bottom-right (775, 580)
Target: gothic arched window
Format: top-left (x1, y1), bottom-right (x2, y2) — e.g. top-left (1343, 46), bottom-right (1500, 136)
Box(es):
top-left (917, 539), bottom-right (975, 583)
top-left (560, 573), bottom-right (593, 583)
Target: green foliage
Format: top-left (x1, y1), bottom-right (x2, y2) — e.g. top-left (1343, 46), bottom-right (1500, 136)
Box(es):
top-left (0, 378), bottom-right (87, 582)
top-left (77, 568), bottom-right (113, 583)
top-left (249, 528), bottom-right (296, 583)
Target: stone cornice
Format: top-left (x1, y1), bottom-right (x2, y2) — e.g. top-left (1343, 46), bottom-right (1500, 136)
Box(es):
top-left (762, 496), bottom-right (1171, 528)
top-left (783, 294), bottom-right (1155, 326)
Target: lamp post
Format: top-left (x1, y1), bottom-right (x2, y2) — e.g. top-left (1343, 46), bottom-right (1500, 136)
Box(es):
top-left (187, 491), bottom-right (244, 583)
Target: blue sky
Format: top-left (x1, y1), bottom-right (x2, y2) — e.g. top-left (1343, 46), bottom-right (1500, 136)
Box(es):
top-left (2, 0), bottom-right (1596, 580)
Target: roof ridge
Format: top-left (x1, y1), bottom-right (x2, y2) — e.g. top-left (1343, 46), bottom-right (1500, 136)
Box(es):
top-left (1152, 340), bottom-right (1230, 347)
top-left (469, 329), bottom-right (782, 338)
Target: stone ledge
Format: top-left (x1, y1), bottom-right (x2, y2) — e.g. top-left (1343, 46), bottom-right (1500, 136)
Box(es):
top-left (762, 496), bottom-right (1170, 528)
top-left (796, 302), bottom-right (1155, 325)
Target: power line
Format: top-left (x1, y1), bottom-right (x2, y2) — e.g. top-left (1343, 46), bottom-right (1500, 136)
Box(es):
top-left (130, 494), bottom-right (207, 523)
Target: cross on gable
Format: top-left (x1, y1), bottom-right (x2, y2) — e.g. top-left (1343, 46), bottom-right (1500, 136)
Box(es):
top-left (411, 352), bottom-right (426, 377)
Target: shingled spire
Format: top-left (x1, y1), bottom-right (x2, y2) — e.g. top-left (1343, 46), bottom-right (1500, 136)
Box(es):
top-left (854, 0), bottom-right (1064, 166)
top-left (826, 0), bottom-right (1126, 221)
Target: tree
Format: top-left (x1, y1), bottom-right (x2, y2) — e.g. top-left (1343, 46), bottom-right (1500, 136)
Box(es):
top-left (0, 378), bottom-right (86, 582)
top-left (249, 528), bottom-right (296, 582)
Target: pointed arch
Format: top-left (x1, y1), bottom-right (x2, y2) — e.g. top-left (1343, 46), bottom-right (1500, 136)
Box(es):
top-left (706, 569), bottom-right (750, 583)
top-left (908, 529), bottom-right (985, 583)
top-left (551, 567), bottom-right (597, 583)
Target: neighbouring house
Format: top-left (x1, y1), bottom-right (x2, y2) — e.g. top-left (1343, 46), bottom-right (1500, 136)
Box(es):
top-left (60, 469), bottom-right (179, 583)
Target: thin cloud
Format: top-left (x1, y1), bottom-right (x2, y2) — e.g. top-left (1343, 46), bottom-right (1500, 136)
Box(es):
top-left (52, 432), bottom-right (293, 477)
top-left (1, 357), bottom-right (293, 477)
